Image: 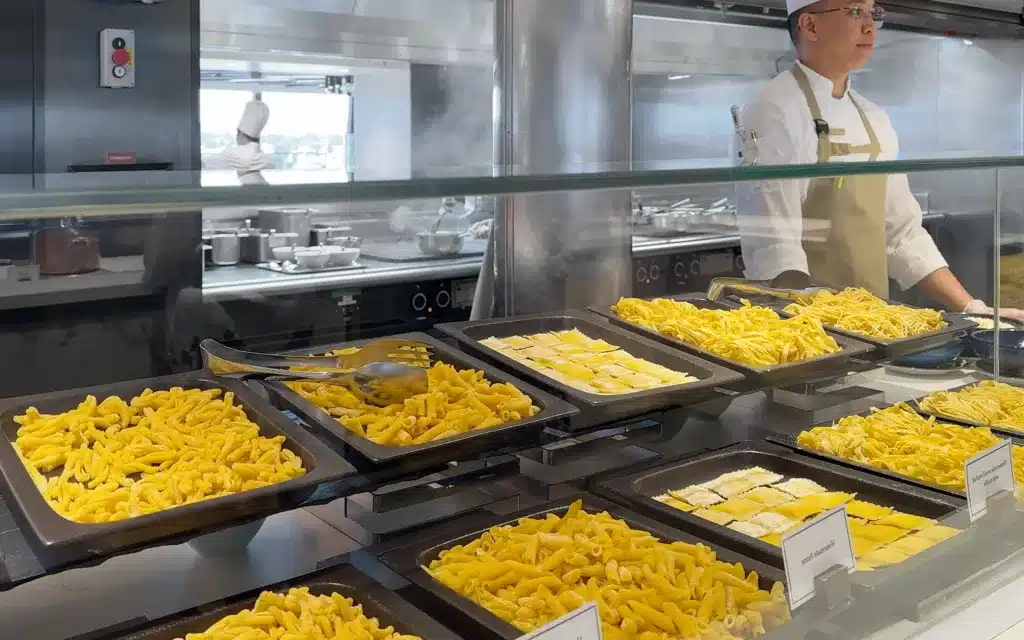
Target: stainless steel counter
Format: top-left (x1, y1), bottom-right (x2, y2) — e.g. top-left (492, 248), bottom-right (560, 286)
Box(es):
top-left (202, 233), bottom-right (742, 300)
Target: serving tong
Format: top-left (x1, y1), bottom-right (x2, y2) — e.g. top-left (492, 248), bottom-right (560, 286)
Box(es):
top-left (200, 338), bottom-right (432, 406)
top-left (706, 277), bottom-right (828, 306)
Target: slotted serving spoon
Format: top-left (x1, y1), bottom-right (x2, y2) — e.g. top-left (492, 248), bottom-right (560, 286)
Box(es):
top-left (200, 338), bottom-right (431, 406)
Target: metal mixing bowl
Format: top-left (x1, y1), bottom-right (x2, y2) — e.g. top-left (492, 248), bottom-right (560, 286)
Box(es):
top-left (417, 230), bottom-right (465, 256)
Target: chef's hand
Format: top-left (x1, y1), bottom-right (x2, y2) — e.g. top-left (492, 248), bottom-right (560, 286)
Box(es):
top-left (963, 299), bottom-right (1024, 322)
top-left (469, 219), bottom-right (492, 239)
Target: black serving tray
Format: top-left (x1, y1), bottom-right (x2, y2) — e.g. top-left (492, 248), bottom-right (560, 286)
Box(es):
top-left (592, 441), bottom-right (965, 569)
top-left (914, 380), bottom-right (1024, 439)
top-left (380, 493), bottom-right (786, 640)
top-left (436, 310), bottom-right (745, 430)
top-left (717, 290), bottom-right (975, 362)
top-left (587, 296), bottom-right (875, 389)
top-left (767, 405), bottom-right (1024, 499)
top-left (262, 332), bottom-right (578, 464)
top-left (101, 564), bottom-right (462, 640)
top-left (0, 373), bottom-right (354, 559)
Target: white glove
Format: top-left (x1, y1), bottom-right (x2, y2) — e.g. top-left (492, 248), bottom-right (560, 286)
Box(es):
top-left (963, 299), bottom-right (1024, 322)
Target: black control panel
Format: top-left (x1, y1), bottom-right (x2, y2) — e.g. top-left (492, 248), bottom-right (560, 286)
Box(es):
top-left (664, 246), bottom-right (744, 295)
top-left (212, 277), bottom-right (475, 358)
top-left (632, 254), bottom-right (670, 298)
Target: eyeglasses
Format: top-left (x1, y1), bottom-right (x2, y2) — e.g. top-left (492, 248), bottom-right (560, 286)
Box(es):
top-left (807, 5), bottom-right (886, 22)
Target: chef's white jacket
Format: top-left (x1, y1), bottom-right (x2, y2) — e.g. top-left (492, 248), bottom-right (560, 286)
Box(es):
top-left (205, 142), bottom-right (273, 186)
top-left (739, 61), bottom-right (947, 291)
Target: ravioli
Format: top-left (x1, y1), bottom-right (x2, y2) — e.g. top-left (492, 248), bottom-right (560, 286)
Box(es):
top-left (874, 513), bottom-right (936, 531)
top-left (742, 486), bottom-right (793, 507)
top-left (670, 486), bottom-right (723, 507)
top-left (693, 508), bottom-right (735, 526)
top-left (480, 337), bottom-right (510, 350)
top-left (845, 500), bottom-right (895, 521)
top-left (498, 335), bottom-right (534, 350)
top-left (773, 478), bottom-right (827, 498)
top-left (728, 520), bottom-right (769, 538)
top-left (710, 497), bottom-right (764, 521)
top-left (715, 479), bottom-right (758, 498)
top-left (888, 532), bottom-right (941, 556)
top-left (917, 525), bottom-right (960, 543)
top-left (700, 470), bottom-right (751, 492)
top-left (660, 497), bottom-right (696, 512)
top-left (773, 492), bottom-right (853, 520)
top-left (851, 535), bottom-right (882, 557)
top-left (859, 546), bottom-right (909, 567)
top-left (857, 524), bottom-right (909, 545)
top-left (750, 511), bottom-right (797, 534)
top-left (745, 467), bottom-right (785, 487)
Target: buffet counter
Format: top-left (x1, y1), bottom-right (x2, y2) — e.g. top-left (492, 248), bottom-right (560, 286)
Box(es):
top-left (6, 281), bottom-right (1024, 640)
top-left (1, 362), bottom-right (1020, 640)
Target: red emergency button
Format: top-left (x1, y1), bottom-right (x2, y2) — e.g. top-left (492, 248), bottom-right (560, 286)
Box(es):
top-left (111, 49), bottom-right (130, 66)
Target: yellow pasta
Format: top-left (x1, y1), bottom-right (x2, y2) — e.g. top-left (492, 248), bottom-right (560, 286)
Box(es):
top-left (424, 499), bottom-right (790, 639)
top-left (173, 587), bottom-right (421, 640)
top-left (796, 403), bottom-right (1024, 491)
top-left (13, 388), bottom-right (306, 524)
top-left (287, 358), bottom-right (539, 447)
top-left (482, 329), bottom-right (698, 395)
top-left (656, 467), bottom-right (960, 572)
top-left (919, 380), bottom-right (1024, 433)
top-left (612, 297), bottom-right (840, 367)
top-left (783, 287), bottom-right (946, 339)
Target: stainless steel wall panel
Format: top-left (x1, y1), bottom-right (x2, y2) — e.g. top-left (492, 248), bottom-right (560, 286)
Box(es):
top-left (493, 0), bottom-right (634, 316)
top-left (41, 0), bottom-right (198, 186)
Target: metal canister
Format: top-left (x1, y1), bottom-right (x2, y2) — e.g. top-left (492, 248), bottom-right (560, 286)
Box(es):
top-left (209, 233), bottom-right (240, 266)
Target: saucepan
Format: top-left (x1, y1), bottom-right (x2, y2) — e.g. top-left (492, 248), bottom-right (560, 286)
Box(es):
top-left (417, 230), bottom-right (467, 256)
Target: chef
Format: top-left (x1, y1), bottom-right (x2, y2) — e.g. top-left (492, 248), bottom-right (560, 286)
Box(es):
top-left (206, 99), bottom-right (274, 186)
top-left (739, 0), bottom-right (1023, 319)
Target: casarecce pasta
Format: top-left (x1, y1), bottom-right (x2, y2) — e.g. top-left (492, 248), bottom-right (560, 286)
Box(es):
top-left (424, 499), bottom-right (790, 639)
top-left (14, 388), bottom-right (306, 524)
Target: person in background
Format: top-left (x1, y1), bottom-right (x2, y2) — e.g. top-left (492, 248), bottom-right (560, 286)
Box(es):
top-left (739, 0), bottom-right (1024, 319)
top-left (206, 100), bottom-right (273, 186)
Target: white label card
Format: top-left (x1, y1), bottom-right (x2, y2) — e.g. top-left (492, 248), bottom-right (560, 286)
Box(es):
top-left (965, 438), bottom-right (1015, 522)
top-left (517, 601), bottom-right (602, 640)
top-left (781, 504), bottom-right (856, 610)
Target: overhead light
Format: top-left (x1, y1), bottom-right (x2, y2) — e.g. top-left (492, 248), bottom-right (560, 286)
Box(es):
top-left (668, 74), bottom-right (691, 80)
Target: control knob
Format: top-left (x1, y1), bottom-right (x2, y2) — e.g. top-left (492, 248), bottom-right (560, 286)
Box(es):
top-left (412, 292), bottom-right (428, 311)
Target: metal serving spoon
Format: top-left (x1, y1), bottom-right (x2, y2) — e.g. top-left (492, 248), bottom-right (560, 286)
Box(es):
top-left (200, 338), bottom-right (431, 406)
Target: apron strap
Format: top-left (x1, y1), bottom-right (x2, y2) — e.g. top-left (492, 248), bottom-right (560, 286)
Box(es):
top-left (849, 94), bottom-right (882, 161)
top-left (791, 64), bottom-right (884, 163)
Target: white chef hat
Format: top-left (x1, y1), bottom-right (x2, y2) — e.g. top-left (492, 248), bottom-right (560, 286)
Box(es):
top-left (237, 100), bottom-right (270, 139)
top-left (786, 0), bottom-right (818, 13)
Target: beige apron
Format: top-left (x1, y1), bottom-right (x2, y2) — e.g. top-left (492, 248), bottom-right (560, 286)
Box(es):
top-left (791, 64), bottom-right (890, 298)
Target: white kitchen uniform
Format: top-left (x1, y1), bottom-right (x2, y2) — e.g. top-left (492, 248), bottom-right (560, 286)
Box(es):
top-left (206, 142), bottom-right (273, 185)
top-left (206, 100), bottom-right (273, 185)
top-left (740, 60), bottom-right (946, 292)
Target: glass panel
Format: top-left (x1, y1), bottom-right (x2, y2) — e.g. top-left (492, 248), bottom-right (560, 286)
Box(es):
top-left (3, 156), bottom-right (1024, 220)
